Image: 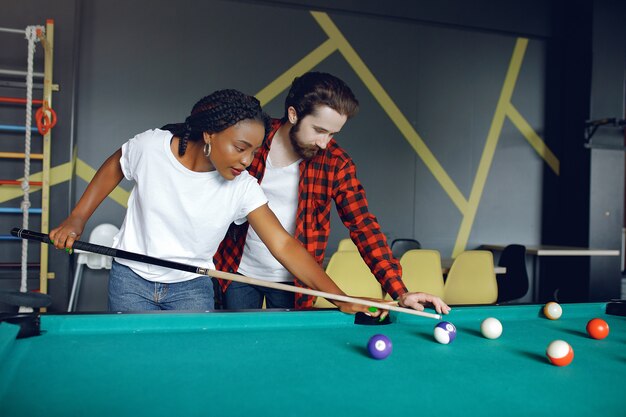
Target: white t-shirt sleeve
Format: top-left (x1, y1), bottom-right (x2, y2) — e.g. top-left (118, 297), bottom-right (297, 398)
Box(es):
top-left (234, 175), bottom-right (268, 225)
top-left (120, 130), bottom-right (153, 181)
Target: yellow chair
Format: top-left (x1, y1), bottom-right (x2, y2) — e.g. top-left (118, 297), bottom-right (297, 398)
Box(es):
top-left (443, 250), bottom-right (498, 305)
top-left (397, 249), bottom-right (445, 298)
top-left (337, 238), bottom-right (358, 251)
top-left (313, 251), bottom-right (383, 308)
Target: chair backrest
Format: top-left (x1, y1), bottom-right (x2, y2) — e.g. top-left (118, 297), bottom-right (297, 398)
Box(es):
top-left (398, 249), bottom-right (445, 298)
top-left (313, 251), bottom-right (382, 308)
top-left (443, 250), bottom-right (498, 305)
top-left (337, 238), bottom-right (358, 252)
top-left (391, 238), bottom-right (421, 260)
top-left (496, 244), bottom-right (529, 303)
top-left (84, 223), bottom-right (119, 269)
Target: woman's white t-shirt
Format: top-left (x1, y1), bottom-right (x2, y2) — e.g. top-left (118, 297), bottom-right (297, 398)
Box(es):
top-left (113, 129), bottom-right (267, 283)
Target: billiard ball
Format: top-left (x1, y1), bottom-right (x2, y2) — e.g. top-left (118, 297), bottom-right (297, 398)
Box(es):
top-left (586, 318), bottom-right (609, 340)
top-left (546, 340), bottom-right (574, 366)
top-left (367, 334), bottom-right (392, 359)
top-left (480, 317), bottom-right (503, 339)
top-left (433, 321), bottom-right (457, 344)
top-left (543, 302), bottom-right (562, 320)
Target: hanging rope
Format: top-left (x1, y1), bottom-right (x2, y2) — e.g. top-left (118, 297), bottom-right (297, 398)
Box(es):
top-left (20, 25), bottom-right (43, 297)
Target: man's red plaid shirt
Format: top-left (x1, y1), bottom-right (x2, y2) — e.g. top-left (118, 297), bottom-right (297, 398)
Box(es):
top-left (214, 119), bottom-right (407, 308)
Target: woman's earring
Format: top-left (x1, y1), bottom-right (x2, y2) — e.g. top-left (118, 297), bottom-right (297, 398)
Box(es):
top-left (203, 141), bottom-right (211, 157)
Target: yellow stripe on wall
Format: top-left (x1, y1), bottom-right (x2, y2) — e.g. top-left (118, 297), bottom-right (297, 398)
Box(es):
top-left (452, 38), bottom-right (529, 257)
top-left (75, 159), bottom-right (129, 208)
top-left (507, 103), bottom-right (560, 175)
top-left (256, 38), bottom-right (337, 106)
top-left (0, 161), bottom-right (73, 203)
top-left (311, 11), bottom-right (469, 214)
top-left (0, 159), bottom-right (129, 209)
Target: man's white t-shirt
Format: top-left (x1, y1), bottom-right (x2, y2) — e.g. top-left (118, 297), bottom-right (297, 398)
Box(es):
top-left (238, 155), bottom-right (300, 282)
top-left (113, 129), bottom-right (267, 283)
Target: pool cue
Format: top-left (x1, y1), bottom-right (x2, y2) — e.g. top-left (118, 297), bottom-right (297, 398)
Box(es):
top-left (11, 228), bottom-right (442, 320)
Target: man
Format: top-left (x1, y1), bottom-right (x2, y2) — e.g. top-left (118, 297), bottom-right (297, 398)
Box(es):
top-left (215, 72), bottom-right (450, 314)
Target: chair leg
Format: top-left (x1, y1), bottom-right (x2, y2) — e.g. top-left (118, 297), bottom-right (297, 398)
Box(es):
top-left (68, 263), bottom-right (84, 312)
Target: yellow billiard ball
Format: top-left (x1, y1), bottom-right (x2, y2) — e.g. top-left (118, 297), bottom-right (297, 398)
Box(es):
top-left (544, 302), bottom-right (562, 320)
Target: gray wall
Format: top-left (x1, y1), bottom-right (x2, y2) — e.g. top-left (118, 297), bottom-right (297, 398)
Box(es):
top-left (1, 0), bottom-right (623, 311)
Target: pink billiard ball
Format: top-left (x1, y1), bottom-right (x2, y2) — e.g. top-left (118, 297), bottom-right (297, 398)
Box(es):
top-left (586, 318), bottom-right (609, 340)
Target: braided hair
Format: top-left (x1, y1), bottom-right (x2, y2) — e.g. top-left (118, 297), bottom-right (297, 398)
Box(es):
top-left (162, 89), bottom-right (271, 156)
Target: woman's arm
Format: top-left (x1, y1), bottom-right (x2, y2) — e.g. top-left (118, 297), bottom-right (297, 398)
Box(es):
top-left (247, 204), bottom-right (387, 315)
top-left (49, 149), bottom-right (125, 249)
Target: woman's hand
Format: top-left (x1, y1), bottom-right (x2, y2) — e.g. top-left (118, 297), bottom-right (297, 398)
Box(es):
top-left (49, 216), bottom-right (86, 250)
top-left (333, 297), bottom-right (397, 320)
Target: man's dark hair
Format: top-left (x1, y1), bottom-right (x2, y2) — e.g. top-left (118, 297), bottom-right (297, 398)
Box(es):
top-left (283, 72), bottom-right (359, 121)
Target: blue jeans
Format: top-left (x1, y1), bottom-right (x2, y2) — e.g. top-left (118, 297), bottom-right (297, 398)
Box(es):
top-left (108, 260), bottom-right (214, 312)
top-left (223, 280), bottom-right (295, 310)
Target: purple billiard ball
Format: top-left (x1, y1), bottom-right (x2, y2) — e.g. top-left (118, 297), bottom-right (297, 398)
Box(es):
top-left (367, 334), bottom-right (393, 360)
top-left (433, 321), bottom-right (457, 344)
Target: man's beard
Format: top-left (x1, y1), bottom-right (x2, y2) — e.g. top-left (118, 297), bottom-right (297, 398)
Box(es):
top-left (289, 121), bottom-right (320, 160)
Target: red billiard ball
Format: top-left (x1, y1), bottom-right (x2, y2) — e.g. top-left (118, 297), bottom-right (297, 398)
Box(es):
top-left (586, 318), bottom-right (609, 340)
top-left (367, 334), bottom-right (393, 360)
top-left (546, 340), bottom-right (574, 367)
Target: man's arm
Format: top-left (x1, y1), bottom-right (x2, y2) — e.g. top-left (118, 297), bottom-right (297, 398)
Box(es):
top-left (332, 157), bottom-right (407, 299)
top-left (332, 156), bottom-right (451, 315)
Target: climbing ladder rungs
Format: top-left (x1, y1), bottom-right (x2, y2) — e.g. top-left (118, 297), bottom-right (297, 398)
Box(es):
top-left (0, 180), bottom-right (44, 186)
top-left (0, 262), bottom-right (40, 269)
top-left (0, 152), bottom-right (44, 160)
top-left (0, 80), bottom-right (45, 90)
top-left (0, 124), bottom-right (40, 133)
top-left (0, 97), bottom-right (44, 105)
top-left (0, 207), bottom-right (42, 214)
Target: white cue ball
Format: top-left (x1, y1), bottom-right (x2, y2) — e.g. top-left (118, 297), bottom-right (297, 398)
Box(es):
top-left (480, 317), bottom-right (503, 339)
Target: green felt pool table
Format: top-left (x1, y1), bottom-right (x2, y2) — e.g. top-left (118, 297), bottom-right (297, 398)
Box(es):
top-left (0, 302), bottom-right (624, 417)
